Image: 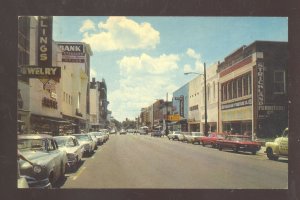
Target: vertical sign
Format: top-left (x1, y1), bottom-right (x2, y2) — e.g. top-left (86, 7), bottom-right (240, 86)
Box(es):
top-left (257, 62), bottom-right (264, 106)
top-left (38, 16), bottom-right (52, 67)
top-left (179, 95), bottom-right (184, 117)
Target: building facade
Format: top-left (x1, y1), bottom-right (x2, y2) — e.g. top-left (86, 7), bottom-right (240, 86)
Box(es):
top-left (172, 83), bottom-right (189, 131)
top-left (218, 41), bottom-right (288, 138)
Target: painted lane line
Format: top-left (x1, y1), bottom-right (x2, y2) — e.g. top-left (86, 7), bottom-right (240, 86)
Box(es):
top-left (72, 166), bottom-right (86, 180)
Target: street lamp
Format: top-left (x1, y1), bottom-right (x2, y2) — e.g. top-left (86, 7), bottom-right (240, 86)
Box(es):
top-left (184, 63), bottom-right (208, 136)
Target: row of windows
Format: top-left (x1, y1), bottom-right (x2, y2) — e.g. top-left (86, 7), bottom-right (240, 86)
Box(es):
top-left (63, 92), bottom-right (73, 105)
top-left (221, 73), bottom-right (252, 102)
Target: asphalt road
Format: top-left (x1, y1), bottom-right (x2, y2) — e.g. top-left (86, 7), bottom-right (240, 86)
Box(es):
top-left (61, 134), bottom-right (288, 189)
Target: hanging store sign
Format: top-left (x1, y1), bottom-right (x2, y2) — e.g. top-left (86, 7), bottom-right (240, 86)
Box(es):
top-left (42, 97), bottom-right (58, 109)
top-left (257, 62), bottom-right (265, 106)
top-left (221, 98), bottom-right (252, 110)
top-left (38, 16), bottom-right (53, 67)
top-left (174, 95), bottom-right (184, 117)
top-left (168, 114), bottom-right (180, 122)
top-left (19, 66), bottom-right (61, 81)
top-left (57, 43), bottom-right (85, 63)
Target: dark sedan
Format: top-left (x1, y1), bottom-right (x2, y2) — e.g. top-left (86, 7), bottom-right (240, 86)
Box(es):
top-left (216, 135), bottom-right (261, 155)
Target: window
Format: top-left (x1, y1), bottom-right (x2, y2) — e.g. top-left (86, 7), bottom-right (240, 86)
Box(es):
top-left (213, 82), bottom-right (216, 99)
top-left (243, 76), bottom-right (248, 95)
top-left (274, 71), bottom-right (285, 94)
top-left (228, 81), bottom-right (232, 100)
top-left (232, 80), bottom-right (237, 99)
top-left (237, 78), bottom-right (242, 97)
top-left (248, 74), bottom-right (252, 95)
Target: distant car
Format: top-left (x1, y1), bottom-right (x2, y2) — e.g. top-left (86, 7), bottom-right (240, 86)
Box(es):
top-left (216, 135), bottom-right (261, 155)
top-left (54, 135), bottom-right (83, 171)
top-left (184, 132), bottom-right (205, 144)
top-left (265, 128), bottom-right (288, 161)
top-left (120, 129), bottom-right (127, 135)
top-left (18, 134), bottom-right (68, 188)
top-left (167, 131), bottom-right (182, 140)
top-left (72, 134), bottom-right (95, 156)
top-left (177, 132), bottom-right (187, 141)
top-left (151, 130), bottom-right (163, 137)
top-left (198, 132), bottom-right (226, 148)
top-left (138, 129), bottom-right (147, 135)
top-left (90, 132), bottom-right (105, 145)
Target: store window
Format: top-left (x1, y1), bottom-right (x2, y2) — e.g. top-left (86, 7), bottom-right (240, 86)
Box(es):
top-left (274, 71), bottom-right (285, 94)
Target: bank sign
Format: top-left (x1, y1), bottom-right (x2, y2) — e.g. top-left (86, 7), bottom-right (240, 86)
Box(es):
top-left (57, 43), bottom-right (86, 63)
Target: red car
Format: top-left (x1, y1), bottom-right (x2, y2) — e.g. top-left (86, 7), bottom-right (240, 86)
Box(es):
top-left (216, 135), bottom-right (261, 155)
top-left (198, 132), bottom-right (226, 148)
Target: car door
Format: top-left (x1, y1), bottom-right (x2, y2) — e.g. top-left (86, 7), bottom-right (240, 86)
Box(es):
top-left (279, 130), bottom-right (288, 156)
top-left (47, 139), bottom-right (62, 179)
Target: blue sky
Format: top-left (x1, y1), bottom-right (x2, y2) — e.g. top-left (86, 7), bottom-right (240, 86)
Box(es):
top-left (53, 16), bottom-right (288, 122)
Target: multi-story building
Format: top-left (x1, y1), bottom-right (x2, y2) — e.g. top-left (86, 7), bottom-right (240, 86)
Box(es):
top-left (217, 41), bottom-right (288, 138)
top-left (89, 78), bottom-right (101, 131)
top-left (172, 83), bottom-right (189, 131)
top-left (98, 79), bottom-right (109, 128)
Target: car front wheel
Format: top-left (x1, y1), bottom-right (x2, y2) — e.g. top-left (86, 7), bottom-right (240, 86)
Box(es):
top-left (266, 148), bottom-right (279, 161)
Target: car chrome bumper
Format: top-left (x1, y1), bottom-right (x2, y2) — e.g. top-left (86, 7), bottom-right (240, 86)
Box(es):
top-left (25, 177), bottom-right (52, 189)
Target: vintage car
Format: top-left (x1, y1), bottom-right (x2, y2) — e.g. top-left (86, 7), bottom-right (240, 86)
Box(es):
top-left (184, 132), bottom-right (205, 144)
top-left (87, 133), bottom-right (99, 150)
top-left (216, 135), bottom-right (261, 155)
top-left (72, 134), bottom-right (95, 156)
top-left (89, 132), bottom-right (105, 145)
top-left (177, 132), bottom-right (186, 141)
top-left (167, 131), bottom-right (182, 140)
top-left (17, 134), bottom-right (68, 188)
top-left (265, 128), bottom-right (288, 160)
top-left (151, 130), bottom-right (163, 137)
top-left (198, 132), bottom-right (226, 148)
top-left (54, 135), bottom-right (84, 171)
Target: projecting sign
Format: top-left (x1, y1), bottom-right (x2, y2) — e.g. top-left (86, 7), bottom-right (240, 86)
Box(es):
top-left (19, 66), bottom-right (61, 81)
top-left (38, 16), bottom-right (52, 67)
top-left (168, 114), bottom-right (180, 121)
top-left (174, 95), bottom-right (184, 117)
top-left (257, 62), bottom-right (265, 106)
top-left (57, 43), bottom-right (86, 63)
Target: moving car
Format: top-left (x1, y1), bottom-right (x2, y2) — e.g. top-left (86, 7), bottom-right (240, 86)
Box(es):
top-left (151, 130), bottom-right (163, 137)
top-left (167, 131), bottom-right (182, 140)
top-left (265, 128), bottom-right (288, 160)
top-left (198, 132), bottom-right (226, 148)
top-left (184, 132), bottom-right (205, 144)
top-left (216, 135), bottom-right (261, 155)
top-left (54, 135), bottom-right (83, 171)
top-left (73, 134), bottom-right (95, 156)
top-left (18, 134), bottom-right (68, 188)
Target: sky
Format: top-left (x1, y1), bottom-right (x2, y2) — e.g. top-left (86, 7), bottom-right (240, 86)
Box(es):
top-left (53, 16), bottom-right (288, 122)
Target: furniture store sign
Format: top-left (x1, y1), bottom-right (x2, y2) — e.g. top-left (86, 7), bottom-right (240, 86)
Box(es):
top-left (57, 43), bottom-right (86, 63)
top-left (257, 62), bottom-right (265, 106)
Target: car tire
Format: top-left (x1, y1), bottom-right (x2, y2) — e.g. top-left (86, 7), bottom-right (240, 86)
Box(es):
top-left (218, 146), bottom-right (222, 151)
top-left (202, 142), bottom-right (205, 147)
top-left (234, 146), bottom-right (239, 153)
top-left (266, 148), bottom-right (279, 160)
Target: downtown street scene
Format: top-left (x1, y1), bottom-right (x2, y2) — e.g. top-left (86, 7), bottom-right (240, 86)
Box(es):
top-left (17, 16), bottom-right (288, 189)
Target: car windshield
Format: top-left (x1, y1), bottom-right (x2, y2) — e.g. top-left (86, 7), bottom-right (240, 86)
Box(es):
top-left (18, 139), bottom-right (47, 152)
top-left (74, 134), bottom-right (90, 141)
top-left (55, 137), bottom-right (74, 147)
top-left (228, 136), bottom-right (251, 142)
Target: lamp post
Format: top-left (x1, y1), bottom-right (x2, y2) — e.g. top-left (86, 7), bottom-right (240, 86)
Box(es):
top-left (184, 63), bottom-right (208, 136)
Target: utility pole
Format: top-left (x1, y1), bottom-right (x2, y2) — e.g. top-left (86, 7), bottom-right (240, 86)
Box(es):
top-left (166, 92), bottom-right (169, 136)
top-left (204, 63), bottom-right (208, 136)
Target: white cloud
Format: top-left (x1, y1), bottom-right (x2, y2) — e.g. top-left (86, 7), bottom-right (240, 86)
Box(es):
top-left (186, 48), bottom-right (201, 60)
top-left (118, 53), bottom-right (180, 75)
top-left (80, 19), bottom-right (96, 32)
top-left (183, 64), bottom-right (192, 73)
top-left (81, 17), bottom-right (160, 51)
top-left (90, 68), bottom-right (97, 79)
top-left (108, 53), bottom-right (180, 121)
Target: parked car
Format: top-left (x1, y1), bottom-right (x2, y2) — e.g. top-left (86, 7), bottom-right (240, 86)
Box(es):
top-left (178, 132), bottom-right (187, 141)
top-left (138, 129), bottom-right (147, 135)
top-left (167, 131), bottom-right (182, 140)
top-left (72, 134), bottom-right (95, 156)
top-left (216, 135), bottom-right (261, 155)
top-left (54, 135), bottom-right (83, 171)
top-left (17, 134), bottom-right (68, 188)
top-left (151, 130), bottom-right (163, 137)
top-left (90, 132), bottom-right (105, 145)
top-left (265, 128), bottom-right (288, 160)
top-left (198, 132), bottom-right (226, 148)
top-left (120, 129), bottom-right (127, 135)
top-left (87, 133), bottom-right (99, 149)
top-left (184, 132), bottom-right (205, 144)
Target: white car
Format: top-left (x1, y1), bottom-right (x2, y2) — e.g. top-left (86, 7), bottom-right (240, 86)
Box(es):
top-left (184, 132), bottom-right (205, 144)
top-left (167, 131), bottom-right (182, 140)
top-left (54, 135), bottom-right (84, 171)
top-left (72, 134), bottom-right (95, 156)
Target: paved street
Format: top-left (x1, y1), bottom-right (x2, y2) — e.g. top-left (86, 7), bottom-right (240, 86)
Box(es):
top-left (60, 134), bottom-right (288, 189)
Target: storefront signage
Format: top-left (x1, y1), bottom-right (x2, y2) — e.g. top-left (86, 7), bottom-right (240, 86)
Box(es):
top-left (221, 98), bottom-right (252, 110)
top-left (57, 43), bottom-right (85, 63)
top-left (174, 95), bottom-right (184, 117)
top-left (19, 66), bottom-right (61, 81)
top-left (257, 62), bottom-right (265, 106)
top-left (42, 97), bottom-right (57, 109)
top-left (168, 114), bottom-right (180, 121)
top-left (259, 105), bottom-right (285, 111)
top-left (38, 16), bottom-right (52, 67)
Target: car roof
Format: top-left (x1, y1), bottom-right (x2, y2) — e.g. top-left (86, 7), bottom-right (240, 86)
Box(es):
top-left (53, 135), bottom-right (76, 139)
top-left (18, 134), bottom-right (53, 140)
